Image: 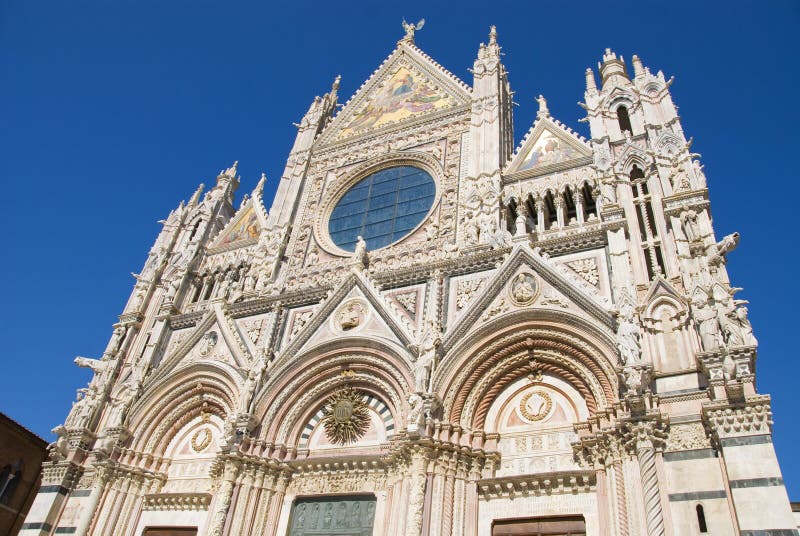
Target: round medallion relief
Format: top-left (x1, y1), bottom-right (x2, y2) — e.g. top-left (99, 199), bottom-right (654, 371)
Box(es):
top-left (518, 390), bottom-right (553, 423)
top-left (509, 273), bottom-right (538, 305)
top-left (334, 300), bottom-right (367, 332)
top-left (190, 428), bottom-right (212, 452)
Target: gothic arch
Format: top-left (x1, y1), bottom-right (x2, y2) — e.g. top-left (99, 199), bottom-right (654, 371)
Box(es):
top-left (123, 362), bottom-right (238, 461)
top-left (641, 293), bottom-right (695, 371)
top-left (435, 310), bottom-right (618, 432)
top-left (252, 338), bottom-right (413, 451)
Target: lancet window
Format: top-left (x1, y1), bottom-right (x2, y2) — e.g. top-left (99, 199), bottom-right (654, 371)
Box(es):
top-left (630, 165), bottom-right (665, 279)
top-left (617, 105), bottom-right (633, 136)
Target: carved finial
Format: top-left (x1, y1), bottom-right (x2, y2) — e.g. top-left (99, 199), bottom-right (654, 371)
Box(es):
top-left (536, 95), bottom-right (550, 118)
top-left (189, 183), bottom-right (205, 206)
top-left (221, 161), bottom-right (238, 178)
top-left (489, 25), bottom-right (497, 45)
top-left (585, 68), bottom-right (597, 92)
top-left (255, 173), bottom-right (266, 195)
top-left (631, 54), bottom-right (644, 78)
top-left (332, 74), bottom-right (341, 91)
top-left (401, 18), bottom-right (425, 43)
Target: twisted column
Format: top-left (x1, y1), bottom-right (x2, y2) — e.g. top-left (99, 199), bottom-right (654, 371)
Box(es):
top-left (637, 441), bottom-right (664, 536)
top-left (613, 461), bottom-right (629, 536)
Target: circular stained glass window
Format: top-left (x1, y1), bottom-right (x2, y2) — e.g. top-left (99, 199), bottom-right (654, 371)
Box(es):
top-left (328, 166), bottom-right (436, 252)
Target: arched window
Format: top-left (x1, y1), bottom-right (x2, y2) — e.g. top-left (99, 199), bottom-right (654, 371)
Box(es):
top-left (0, 461), bottom-right (22, 505)
top-left (563, 187), bottom-right (577, 225)
top-left (581, 183), bottom-right (598, 219)
top-left (696, 504), bottom-right (708, 533)
top-left (618, 105), bottom-right (633, 135)
top-left (543, 192), bottom-right (558, 230)
top-left (189, 220), bottom-right (202, 242)
top-left (630, 165), bottom-right (665, 279)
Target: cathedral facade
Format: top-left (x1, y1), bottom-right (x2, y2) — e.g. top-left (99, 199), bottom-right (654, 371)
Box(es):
top-left (21, 25), bottom-right (796, 536)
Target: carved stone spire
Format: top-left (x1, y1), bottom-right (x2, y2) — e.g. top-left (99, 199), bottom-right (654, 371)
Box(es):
top-left (188, 183), bottom-right (204, 206)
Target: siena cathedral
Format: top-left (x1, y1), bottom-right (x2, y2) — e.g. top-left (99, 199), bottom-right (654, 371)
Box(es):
top-left (22, 23), bottom-right (797, 536)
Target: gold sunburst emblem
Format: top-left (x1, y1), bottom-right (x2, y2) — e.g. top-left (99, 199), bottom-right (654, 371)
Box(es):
top-left (519, 390), bottom-right (553, 422)
top-left (321, 388), bottom-right (370, 445)
top-left (191, 427), bottom-right (212, 452)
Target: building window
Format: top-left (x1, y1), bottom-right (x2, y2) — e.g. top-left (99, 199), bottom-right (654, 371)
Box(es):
top-left (696, 504), bottom-right (708, 533)
top-left (0, 461), bottom-right (22, 505)
top-left (328, 166), bottom-right (435, 252)
top-left (630, 165), bottom-right (665, 279)
top-left (618, 105), bottom-right (633, 135)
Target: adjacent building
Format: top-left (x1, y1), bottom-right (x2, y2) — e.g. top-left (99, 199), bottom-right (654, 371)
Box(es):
top-left (1, 412), bottom-right (48, 535)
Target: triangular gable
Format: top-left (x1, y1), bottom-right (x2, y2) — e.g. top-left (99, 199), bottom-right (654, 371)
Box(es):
top-left (276, 272), bottom-right (416, 366)
top-left (209, 178), bottom-right (270, 252)
top-left (641, 276), bottom-right (687, 310)
top-left (209, 203), bottom-right (260, 250)
top-left (442, 244), bottom-right (614, 352)
top-left (506, 117), bottom-right (592, 175)
top-left (319, 42), bottom-right (471, 145)
top-left (149, 304), bottom-right (252, 384)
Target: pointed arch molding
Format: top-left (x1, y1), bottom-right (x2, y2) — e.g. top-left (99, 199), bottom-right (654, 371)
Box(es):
top-left (435, 311), bottom-right (619, 429)
top-left (253, 340), bottom-right (413, 446)
top-left (125, 362), bottom-right (238, 456)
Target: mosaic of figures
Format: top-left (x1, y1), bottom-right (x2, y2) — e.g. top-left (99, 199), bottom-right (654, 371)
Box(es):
top-left (337, 65), bottom-right (457, 139)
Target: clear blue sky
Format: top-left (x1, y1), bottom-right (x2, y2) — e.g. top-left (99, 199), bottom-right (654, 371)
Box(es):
top-left (2, 0), bottom-right (798, 497)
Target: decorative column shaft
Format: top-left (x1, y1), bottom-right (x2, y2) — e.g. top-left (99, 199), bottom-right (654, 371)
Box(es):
top-left (207, 461), bottom-right (239, 536)
top-left (74, 466), bottom-right (110, 536)
top-left (405, 451), bottom-right (428, 536)
top-left (613, 461), bottom-right (629, 536)
top-left (574, 191), bottom-right (585, 225)
top-left (555, 196), bottom-right (565, 229)
top-left (636, 439), bottom-right (665, 536)
top-left (536, 198), bottom-right (545, 234)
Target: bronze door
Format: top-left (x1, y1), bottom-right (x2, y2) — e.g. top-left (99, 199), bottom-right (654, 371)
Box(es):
top-left (288, 495), bottom-right (376, 536)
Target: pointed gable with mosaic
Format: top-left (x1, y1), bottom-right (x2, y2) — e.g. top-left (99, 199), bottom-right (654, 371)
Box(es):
top-left (506, 109), bottom-right (593, 175)
top-left (320, 41), bottom-right (470, 144)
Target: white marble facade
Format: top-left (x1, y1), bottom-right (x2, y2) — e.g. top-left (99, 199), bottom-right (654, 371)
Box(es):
top-left (21, 24), bottom-right (796, 536)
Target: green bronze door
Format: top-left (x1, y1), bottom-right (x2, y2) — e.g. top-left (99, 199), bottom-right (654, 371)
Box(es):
top-left (287, 495), bottom-right (376, 536)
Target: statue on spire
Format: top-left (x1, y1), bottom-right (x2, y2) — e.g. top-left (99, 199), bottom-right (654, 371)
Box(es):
top-left (536, 95), bottom-right (550, 118)
top-left (401, 18), bottom-right (425, 43)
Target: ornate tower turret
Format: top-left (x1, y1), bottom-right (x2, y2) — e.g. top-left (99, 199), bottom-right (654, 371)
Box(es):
top-left (459, 26), bottom-right (514, 247)
top-left (268, 77), bottom-right (340, 227)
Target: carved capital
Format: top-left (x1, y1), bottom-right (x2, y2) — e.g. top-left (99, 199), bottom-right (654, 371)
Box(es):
top-left (702, 395), bottom-right (772, 441)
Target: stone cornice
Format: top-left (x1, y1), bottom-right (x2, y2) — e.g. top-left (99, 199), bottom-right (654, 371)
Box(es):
top-left (702, 394), bottom-right (772, 440)
top-left (478, 470), bottom-right (596, 499)
top-left (662, 188), bottom-right (709, 217)
top-left (143, 493), bottom-right (212, 511)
